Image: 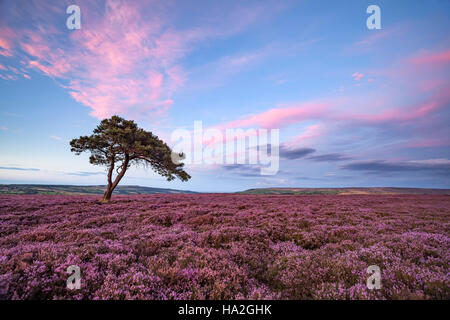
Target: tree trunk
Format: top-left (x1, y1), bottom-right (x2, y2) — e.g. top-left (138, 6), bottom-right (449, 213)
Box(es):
top-left (101, 154), bottom-right (129, 203)
top-left (101, 157), bottom-right (115, 202)
top-left (102, 186), bottom-right (113, 202)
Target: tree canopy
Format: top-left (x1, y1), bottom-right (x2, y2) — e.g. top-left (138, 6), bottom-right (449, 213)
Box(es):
top-left (70, 115), bottom-right (190, 201)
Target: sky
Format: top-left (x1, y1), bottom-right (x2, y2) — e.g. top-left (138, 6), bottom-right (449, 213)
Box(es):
top-left (0, 0), bottom-right (449, 192)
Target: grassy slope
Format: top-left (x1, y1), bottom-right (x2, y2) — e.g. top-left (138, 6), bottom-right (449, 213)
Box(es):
top-left (1, 184), bottom-right (449, 196)
top-left (239, 187), bottom-right (450, 195)
top-left (0, 184), bottom-right (198, 195)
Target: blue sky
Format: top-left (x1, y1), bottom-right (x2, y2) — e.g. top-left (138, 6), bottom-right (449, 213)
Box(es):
top-left (0, 0), bottom-right (449, 192)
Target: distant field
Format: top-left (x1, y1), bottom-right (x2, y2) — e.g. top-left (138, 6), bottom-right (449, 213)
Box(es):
top-left (0, 184), bottom-right (197, 195)
top-left (239, 187), bottom-right (450, 195)
top-left (0, 194), bottom-right (448, 299)
top-left (2, 184), bottom-right (449, 196)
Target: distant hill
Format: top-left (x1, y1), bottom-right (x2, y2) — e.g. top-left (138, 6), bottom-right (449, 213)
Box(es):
top-left (0, 184), bottom-right (198, 195)
top-left (2, 185), bottom-right (449, 196)
top-left (238, 187), bottom-right (450, 195)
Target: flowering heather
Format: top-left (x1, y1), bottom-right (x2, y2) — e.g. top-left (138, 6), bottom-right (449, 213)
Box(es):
top-left (0, 194), bottom-right (448, 300)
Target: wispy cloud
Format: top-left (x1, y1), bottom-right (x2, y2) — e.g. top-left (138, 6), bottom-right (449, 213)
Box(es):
top-left (351, 72), bottom-right (363, 81)
top-left (188, 38), bottom-right (318, 90)
top-left (352, 25), bottom-right (405, 52)
top-left (2, 112), bottom-right (23, 117)
top-left (66, 171), bottom-right (105, 176)
top-left (341, 159), bottom-right (450, 176)
top-left (408, 49), bottom-right (450, 66)
top-left (222, 164), bottom-right (262, 177)
top-left (217, 101), bottom-right (328, 129)
top-left (308, 153), bottom-right (352, 162)
top-left (279, 145), bottom-right (315, 160)
top-left (50, 135), bottom-right (66, 141)
top-left (221, 164), bottom-right (284, 178)
top-left (0, 166), bottom-right (40, 171)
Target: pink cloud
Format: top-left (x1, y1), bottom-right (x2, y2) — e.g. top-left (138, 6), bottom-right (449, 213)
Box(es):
top-left (403, 138), bottom-right (450, 148)
top-left (0, 1), bottom-right (272, 120)
top-left (354, 29), bottom-right (394, 47)
top-left (0, 27), bottom-right (14, 56)
top-left (0, 74), bottom-right (17, 81)
top-left (336, 87), bottom-right (449, 126)
top-left (349, 25), bottom-right (405, 54)
top-left (50, 135), bottom-right (64, 141)
top-left (284, 123), bottom-right (326, 147)
top-left (219, 102), bottom-right (328, 129)
top-left (352, 72), bottom-right (364, 81)
top-left (210, 44), bottom-right (450, 151)
top-left (409, 49), bottom-right (450, 66)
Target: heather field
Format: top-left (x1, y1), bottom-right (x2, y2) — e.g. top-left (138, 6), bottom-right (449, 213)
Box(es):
top-left (0, 194), bottom-right (449, 300)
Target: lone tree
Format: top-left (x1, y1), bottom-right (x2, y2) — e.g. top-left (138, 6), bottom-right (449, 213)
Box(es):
top-left (70, 115), bottom-right (190, 202)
